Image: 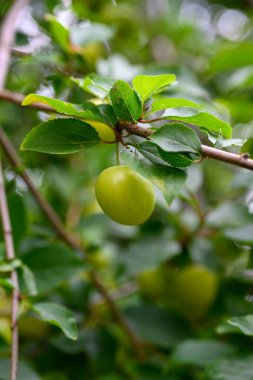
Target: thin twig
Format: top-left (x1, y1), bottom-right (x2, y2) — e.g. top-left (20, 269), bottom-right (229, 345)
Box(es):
top-left (0, 160), bottom-right (19, 380)
top-left (0, 1), bottom-right (30, 379)
top-left (0, 0), bottom-right (29, 90)
top-left (90, 272), bottom-right (144, 360)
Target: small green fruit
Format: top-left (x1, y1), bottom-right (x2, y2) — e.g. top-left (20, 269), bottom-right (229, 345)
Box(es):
top-left (174, 265), bottom-right (218, 320)
top-left (95, 165), bottom-right (155, 225)
top-left (137, 267), bottom-right (167, 300)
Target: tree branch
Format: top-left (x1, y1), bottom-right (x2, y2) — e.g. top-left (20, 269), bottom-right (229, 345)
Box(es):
top-left (0, 0), bottom-right (29, 90)
top-left (0, 1), bottom-right (29, 379)
top-left (0, 89), bottom-right (252, 171)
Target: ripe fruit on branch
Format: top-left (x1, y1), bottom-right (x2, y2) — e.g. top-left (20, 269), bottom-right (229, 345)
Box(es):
top-left (95, 165), bottom-right (155, 225)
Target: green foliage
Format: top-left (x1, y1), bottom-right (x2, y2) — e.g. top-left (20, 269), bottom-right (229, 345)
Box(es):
top-left (1, 0), bottom-right (253, 379)
top-left (21, 118), bottom-right (101, 154)
top-left (32, 302), bottom-right (77, 340)
top-left (109, 79), bottom-right (142, 122)
top-left (132, 74), bottom-right (176, 103)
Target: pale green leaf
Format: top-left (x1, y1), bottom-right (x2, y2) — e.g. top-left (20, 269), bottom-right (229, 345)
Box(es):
top-left (149, 98), bottom-right (202, 114)
top-left (203, 356), bottom-right (253, 380)
top-left (33, 302), bottom-right (78, 340)
top-left (72, 76), bottom-right (116, 98)
top-left (160, 112), bottom-right (232, 138)
top-left (217, 315), bottom-right (253, 336)
top-left (21, 265), bottom-right (38, 296)
top-left (132, 74), bottom-right (176, 103)
top-left (22, 94), bottom-right (102, 121)
top-left (210, 43), bottom-right (253, 73)
top-left (45, 14), bottom-right (70, 53)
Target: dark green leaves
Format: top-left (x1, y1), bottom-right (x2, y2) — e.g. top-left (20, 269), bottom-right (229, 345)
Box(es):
top-left (21, 243), bottom-right (82, 294)
top-left (171, 340), bottom-right (235, 367)
top-left (109, 80), bottom-right (142, 122)
top-left (136, 141), bottom-right (193, 169)
top-left (151, 123), bottom-right (201, 155)
top-left (122, 148), bottom-right (187, 205)
top-left (124, 305), bottom-right (189, 348)
top-left (21, 118), bottom-right (100, 154)
top-left (33, 302), bottom-right (78, 340)
top-left (135, 123), bottom-right (201, 169)
top-left (132, 74), bottom-right (176, 103)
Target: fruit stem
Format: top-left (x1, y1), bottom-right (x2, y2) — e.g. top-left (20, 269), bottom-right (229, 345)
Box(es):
top-left (116, 142), bottom-right (120, 165)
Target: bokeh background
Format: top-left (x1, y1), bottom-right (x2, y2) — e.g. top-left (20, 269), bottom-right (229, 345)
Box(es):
top-left (1, 0), bottom-right (253, 379)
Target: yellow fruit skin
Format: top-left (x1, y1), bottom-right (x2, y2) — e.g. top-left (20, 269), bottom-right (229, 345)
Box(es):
top-left (137, 268), bottom-right (167, 300)
top-left (88, 121), bottom-right (116, 142)
top-left (174, 265), bottom-right (218, 320)
top-left (19, 316), bottom-right (49, 339)
top-left (95, 166), bottom-right (155, 225)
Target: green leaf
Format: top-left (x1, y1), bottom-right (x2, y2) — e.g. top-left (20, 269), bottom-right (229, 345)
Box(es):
top-left (0, 359), bottom-right (41, 380)
top-left (136, 141), bottom-right (194, 169)
top-left (132, 74), bottom-right (176, 103)
top-left (21, 265), bottom-right (38, 296)
top-left (20, 118), bottom-right (101, 154)
top-left (0, 258), bottom-right (22, 272)
top-left (97, 104), bottom-right (118, 128)
top-left (45, 14), bottom-right (71, 53)
top-left (33, 302), bottom-right (77, 340)
top-left (22, 94), bottom-right (102, 121)
top-left (210, 43), bottom-right (253, 73)
top-left (21, 243), bottom-right (82, 294)
top-left (71, 22), bottom-right (114, 46)
top-left (151, 123), bottom-right (201, 154)
top-left (203, 356), bottom-right (253, 380)
top-left (160, 112), bottom-right (232, 139)
top-left (0, 278), bottom-right (15, 291)
top-left (124, 305), bottom-right (189, 348)
top-left (217, 315), bottom-right (253, 336)
top-left (224, 224), bottom-right (253, 245)
top-left (109, 80), bottom-right (142, 122)
top-left (119, 235), bottom-right (180, 276)
top-left (122, 148), bottom-right (187, 205)
top-left (171, 340), bottom-right (236, 367)
top-left (149, 98), bottom-right (202, 114)
top-left (72, 76), bottom-right (116, 98)
top-left (241, 138), bottom-right (253, 158)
